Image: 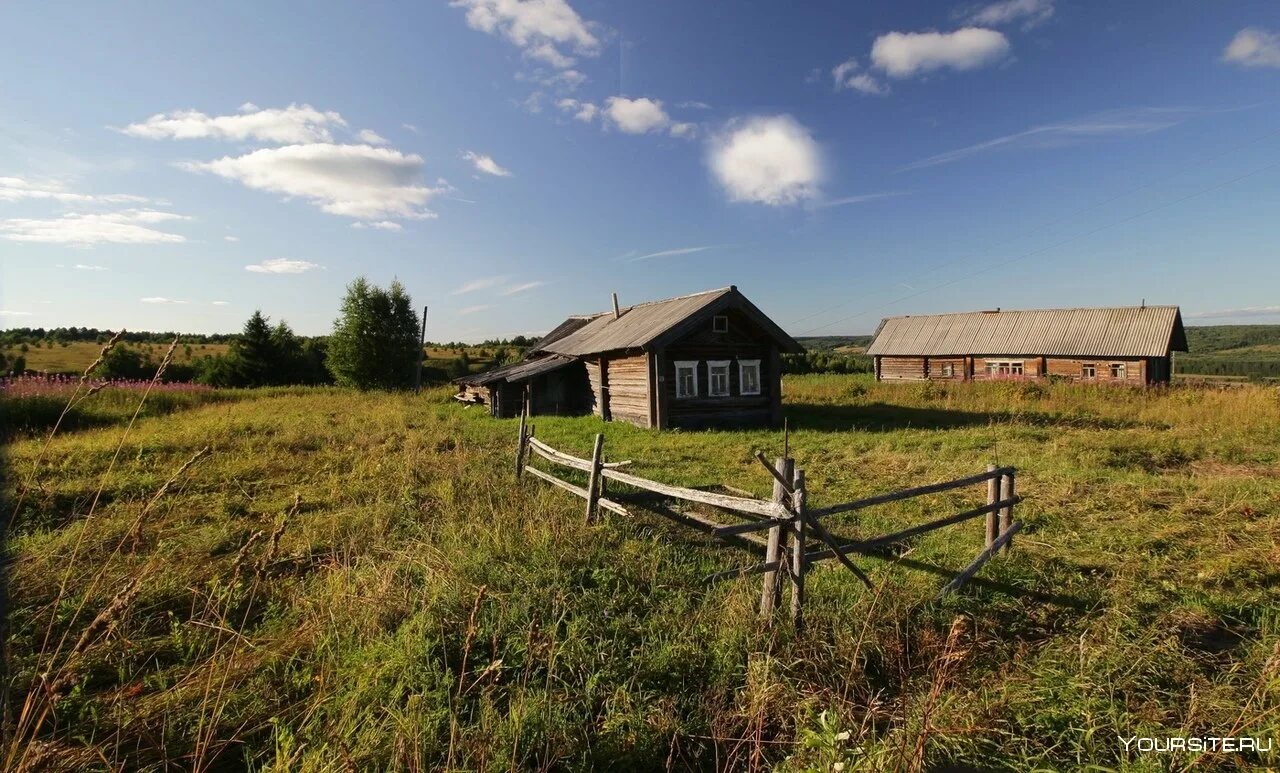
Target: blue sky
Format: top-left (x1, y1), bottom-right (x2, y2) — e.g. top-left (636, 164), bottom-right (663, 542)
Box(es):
top-left (1, 0), bottom-right (1278, 340)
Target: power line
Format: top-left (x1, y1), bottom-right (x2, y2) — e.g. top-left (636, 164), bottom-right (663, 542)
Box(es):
top-left (798, 154), bottom-right (1280, 336)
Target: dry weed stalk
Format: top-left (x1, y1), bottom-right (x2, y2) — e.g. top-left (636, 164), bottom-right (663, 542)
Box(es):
top-left (126, 445), bottom-right (211, 551)
top-left (45, 571), bottom-right (147, 699)
top-left (902, 616), bottom-right (971, 773)
top-left (231, 530), bottom-right (265, 584)
top-left (255, 493), bottom-right (300, 577)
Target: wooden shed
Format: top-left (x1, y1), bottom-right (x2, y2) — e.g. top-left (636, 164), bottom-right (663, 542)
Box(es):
top-left (867, 305), bottom-right (1188, 385)
top-left (457, 286), bottom-right (803, 428)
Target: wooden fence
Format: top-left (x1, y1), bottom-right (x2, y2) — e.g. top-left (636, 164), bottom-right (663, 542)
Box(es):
top-left (515, 412), bottom-right (1023, 627)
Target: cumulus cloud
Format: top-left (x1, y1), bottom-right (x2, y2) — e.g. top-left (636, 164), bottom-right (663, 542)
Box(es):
top-left (451, 0), bottom-right (599, 71)
top-left (960, 0), bottom-right (1054, 29)
top-left (183, 143), bottom-right (444, 221)
top-left (501, 280), bottom-right (547, 295)
top-left (0, 209), bottom-right (189, 246)
top-left (556, 98), bottom-right (599, 122)
top-left (245, 258), bottom-right (322, 274)
top-left (452, 276), bottom-right (509, 295)
top-left (121, 103), bottom-right (347, 144)
top-left (0, 176), bottom-right (149, 204)
top-left (708, 115), bottom-right (821, 206)
top-left (871, 28), bottom-right (1010, 78)
top-left (831, 58), bottom-right (888, 95)
top-left (463, 150), bottom-right (513, 177)
top-left (1223, 28), bottom-right (1280, 68)
top-left (605, 97), bottom-right (670, 134)
top-left (357, 129), bottom-right (389, 145)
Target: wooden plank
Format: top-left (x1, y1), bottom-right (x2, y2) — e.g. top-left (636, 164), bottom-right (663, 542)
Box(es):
top-left (600, 467), bottom-right (786, 519)
top-left (526, 436), bottom-right (631, 471)
top-left (790, 468), bottom-right (806, 628)
top-left (936, 522), bottom-right (1022, 599)
top-left (759, 457), bottom-right (792, 618)
top-left (515, 410), bottom-right (527, 480)
top-left (810, 466), bottom-right (1015, 519)
top-left (985, 464), bottom-right (999, 548)
top-left (612, 492), bottom-right (769, 548)
top-left (526, 465), bottom-right (628, 516)
top-left (999, 472), bottom-right (1016, 552)
top-left (585, 433), bottom-right (604, 523)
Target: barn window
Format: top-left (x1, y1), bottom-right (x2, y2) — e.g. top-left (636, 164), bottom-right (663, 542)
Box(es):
top-left (1110, 363), bottom-right (1126, 379)
top-left (738, 359), bottom-right (761, 395)
top-left (986, 360), bottom-right (1023, 376)
top-left (675, 361), bottom-right (698, 398)
top-left (712, 315), bottom-right (729, 333)
top-left (708, 361), bottom-right (731, 396)
top-left (940, 363), bottom-right (954, 377)
top-left (1081, 363), bottom-right (1096, 379)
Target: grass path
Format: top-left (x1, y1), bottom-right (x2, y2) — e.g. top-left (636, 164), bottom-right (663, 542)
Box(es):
top-left (4, 376), bottom-right (1278, 769)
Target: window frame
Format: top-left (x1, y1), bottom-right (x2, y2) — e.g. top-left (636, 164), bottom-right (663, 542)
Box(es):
top-left (986, 359), bottom-right (1024, 376)
top-left (707, 359), bottom-right (731, 397)
top-left (674, 360), bottom-right (698, 399)
top-left (712, 315), bottom-right (729, 333)
top-left (1109, 362), bottom-right (1127, 379)
top-left (738, 359), bottom-right (762, 395)
top-left (1081, 363), bottom-right (1096, 379)
top-left (940, 363), bottom-right (955, 377)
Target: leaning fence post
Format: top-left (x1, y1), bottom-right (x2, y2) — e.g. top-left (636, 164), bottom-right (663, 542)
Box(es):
top-left (585, 433), bottom-right (605, 523)
top-left (985, 464), bottom-right (999, 548)
top-left (515, 410), bottom-right (528, 480)
top-left (790, 467), bottom-right (807, 630)
top-left (999, 470), bottom-right (1016, 552)
top-left (759, 457), bottom-right (793, 619)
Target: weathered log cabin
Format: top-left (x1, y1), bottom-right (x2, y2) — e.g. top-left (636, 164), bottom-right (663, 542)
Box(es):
top-left (867, 305), bottom-right (1187, 385)
top-left (455, 286), bottom-right (803, 428)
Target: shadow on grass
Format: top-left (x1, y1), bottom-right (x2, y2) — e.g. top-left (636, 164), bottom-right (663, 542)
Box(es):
top-left (786, 402), bottom-right (1151, 432)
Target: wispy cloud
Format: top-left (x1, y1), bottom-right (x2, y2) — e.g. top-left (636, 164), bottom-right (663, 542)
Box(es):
top-left (0, 176), bottom-right (149, 205)
top-left (462, 150), bottom-right (513, 177)
top-left (141, 297), bottom-right (189, 304)
top-left (959, 0), bottom-right (1055, 30)
top-left (812, 191), bottom-right (908, 209)
top-left (74, 263), bottom-right (108, 271)
top-left (626, 245), bottom-right (725, 263)
top-left (224, 235), bottom-right (240, 242)
top-left (459, 304), bottom-right (492, 315)
top-left (120, 103), bottom-right (347, 144)
top-left (0, 209), bottom-right (189, 246)
top-left (212, 300), bottom-right (231, 306)
top-left (452, 275), bottom-right (509, 295)
top-left (501, 280), bottom-right (547, 295)
top-left (0, 310), bottom-right (33, 317)
top-left (245, 258), bottom-right (322, 274)
top-left (351, 220), bottom-right (403, 231)
top-left (1187, 305), bottom-right (1280, 320)
top-left (900, 107), bottom-right (1197, 170)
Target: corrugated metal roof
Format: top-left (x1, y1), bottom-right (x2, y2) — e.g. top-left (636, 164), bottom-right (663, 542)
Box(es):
top-left (457, 354), bottom-right (577, 386)
top-left (867, 306), bottom-right (1187, 357)
top-left (530, 315), bottom-right (601, 352)
top-left (538, 287), bottom-right (733, 356)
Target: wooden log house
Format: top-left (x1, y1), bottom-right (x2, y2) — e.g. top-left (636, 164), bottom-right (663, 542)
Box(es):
top-left (456, 286), bottom-right (803, 428)
top-left (867, 305), bottom-right (1188, 385)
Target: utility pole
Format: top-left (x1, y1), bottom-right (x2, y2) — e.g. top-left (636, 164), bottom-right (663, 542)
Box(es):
top-left (414, 304), bottom-right (429, 392)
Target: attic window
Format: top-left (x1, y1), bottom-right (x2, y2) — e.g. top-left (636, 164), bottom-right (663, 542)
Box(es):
top-left (712, 315), bottom-right (728, 333)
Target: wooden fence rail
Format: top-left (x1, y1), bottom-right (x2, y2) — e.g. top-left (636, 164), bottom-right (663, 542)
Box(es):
top-left (514, 413), bottom-right (1025, 627)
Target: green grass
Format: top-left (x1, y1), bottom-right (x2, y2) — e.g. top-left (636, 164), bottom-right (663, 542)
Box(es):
top-left (6, 341), bottom-right (231, 374)
top-left (3, 376), bottom-right (1279, 769)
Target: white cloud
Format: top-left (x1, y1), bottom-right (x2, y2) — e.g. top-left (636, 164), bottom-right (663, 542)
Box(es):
top-left (900, 107), bottom-right (1195, 169)
top-left (74, 263), bottom-right (108, 271)
top-left (708, 115), bottom-right (822, 206)
top-left (669, 122), bottom-right (698, 138)
top-left (0, 310), bottom-right (33, 317)
top-left (501, 280), bottom-right (547, 295)
top-left (224, 235), bottom-right (240, 242)
top-left (1223, 28), bottom-right (1280, 68)
top-left (678, 101), bottom-right (712, 110)
top-left (627, 245), bottom-right (722, 262)
top-left (245, 258), bottom-right (322, 274)
top-left (871, 28), bottom-right (1010, 78)
top-left (459, 304), bottom-right (492, 315)
top-left (402, 122), bottom-right (421, 133)
top-left (541, 68), bottom-right (587, 90)
top-left (961, 0), bottom-right (1054, 29)
top-left (451, 0), bottom-right (599, 71)
top-left (831, 58), bottom-right (888, 95)
top-left (605, 97), bottom-right (670, 134)
top-left (462, 150), bottom-right (513, 177)
top-left (0, 176), bottom-right (149, 204)
top-left (0, 209), bottom-right (189, 246)
top-left (351, 220), bottom-right (403, 231)
top-left (556, 98), bottom-right (598, 122)
top-left (141, 297), bottom-right (189, 304)
top-left (1187, 305), bottom-right (1280, 320)
top-left (121, 103), bottom-right (347, 144)
top-left (183, 143), bottom-right (443, 221)
top-left (357, 128), bottom-right (389, 145)
top-left (452, 276), bottom-right (509, 295)
top-left (212, 300), bottom-right (231, 306)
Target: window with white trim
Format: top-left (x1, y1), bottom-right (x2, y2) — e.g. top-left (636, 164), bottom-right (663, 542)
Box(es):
top-left (986, 360), bottom-right (1024, 376)
top-left (708, 360), bottom-right (731, 396)
top-left (940, 363), bottom-right (954, 377)
top-left (675, 361), bottom-right (698, 398)
top-left (1081, 363), bottom-right (1096, 379)
top-left (738, 359), bottom-right (761, 395)
top-left (1110, 362), bottom-right (1126, 379)
top-left (712, 315), bottom-right (728, 333)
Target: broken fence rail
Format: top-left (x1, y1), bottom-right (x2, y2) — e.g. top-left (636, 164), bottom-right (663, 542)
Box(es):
top-left (514, 414), bottom-right (1024, 625)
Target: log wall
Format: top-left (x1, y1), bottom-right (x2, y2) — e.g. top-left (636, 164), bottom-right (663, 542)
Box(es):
top-left (603, 351), bottom-right (652, 427)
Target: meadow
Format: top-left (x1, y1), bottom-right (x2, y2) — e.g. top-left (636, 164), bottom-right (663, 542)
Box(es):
top-left (3, 375), bottom-right (1278, 770)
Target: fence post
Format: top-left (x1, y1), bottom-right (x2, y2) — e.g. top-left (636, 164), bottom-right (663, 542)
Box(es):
top-left (759, 457), bottom-right (793, 619)
top-left (999, 470), bottom-right (1016, 552)
top-left (515, 410), bottom-right (528, 480)
top-left (790, 467), bottom-right (807, 630)
top-left (985, 464), bottom-right (998, 548)
top-left (585, 433), bottom-right (605, 523)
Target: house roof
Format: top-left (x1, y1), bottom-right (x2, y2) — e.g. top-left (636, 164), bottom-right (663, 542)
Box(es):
top-left (535, 286), bottom-right (804, 356)
top-left (866, 305), bottom-right (1188, 358)
top-left (455, 354), bottom-right (577, 386)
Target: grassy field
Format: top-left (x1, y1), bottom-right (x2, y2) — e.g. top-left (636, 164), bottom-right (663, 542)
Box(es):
top-left (5, 341), bottom-right (232, 374)
top-left (3, 377), bottom-right (1279, 769)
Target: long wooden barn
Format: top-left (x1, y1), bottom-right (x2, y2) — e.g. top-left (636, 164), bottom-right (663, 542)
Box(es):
top-left (867, 305), bottom-right (1188, 385)
top-left (456, 286), bottom-right (803, 428)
